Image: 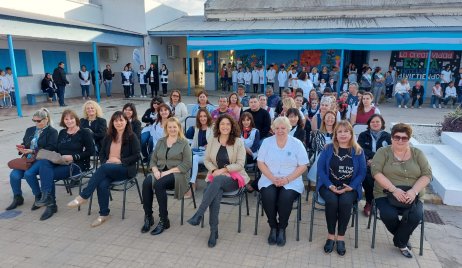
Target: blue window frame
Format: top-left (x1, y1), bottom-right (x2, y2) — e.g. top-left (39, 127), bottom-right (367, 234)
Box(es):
top-left (78, 52), bottom-right (94, 72)
top-left (42, 50), bottom-right (67, 74)
top-left (0, 49), bottom-right (28, 76)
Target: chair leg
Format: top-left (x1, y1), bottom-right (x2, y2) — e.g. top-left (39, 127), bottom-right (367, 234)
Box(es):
top-left (122, 182), bottom-right (128, 220)
top-left (135, 178), bottom-right (143, 204)
top-left (238, 194), bottom-right (242, 233)
top-left (201, 214), bottom-right (204, 228)
top-left (191, 184), bottom-right (197, 209)
top-left (181, 197), bottom-right (184, 225)
top-left (109, 191), bottom-right (113, 201)
top-left (254, 193), bottom-right (260, 235)
top-left (245, 191), bottom-right (249, 216)
top-left (371, 206), bottom-right (378, 249)
top-left (309, 192), bottom-right (316, 242)
top-left (367, 206), bottom-right (373, 229)
top-left (297, 196), bottom-right (301, 241)
top-left (87, 192), bottom-right (93, 215)
top-left (420, 215), bottom-right (424, 256)
top-left (355, 204), bottom-right (359, 248)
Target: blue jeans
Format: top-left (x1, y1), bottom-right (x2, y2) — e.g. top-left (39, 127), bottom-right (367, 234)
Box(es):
top-left (57, 85), bottom-right (66, 106)
top-left (140, 84), bottom-right (147, 96)
top-left (431, 95), bottom-right (442, 106)
top-left (80, 163), bottom-right (128, 216)
top-left (81, 85), bottom-right (90, 97)
top-left (39, 160), bottom-right (81, 199)
top-left (9, 91), bottom-right (16, 106)
top-left (104, 80), bottom-right (112, 97)
top-left (395, 93), bottom-right (410, 106)
top-left (9, 159), bottom-right (44, 196)
top-left (140, 132), bottom-right (153, 159)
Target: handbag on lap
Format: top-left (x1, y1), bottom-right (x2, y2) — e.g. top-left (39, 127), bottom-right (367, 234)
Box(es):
top-left (36, 149), bottom-right (70, 165)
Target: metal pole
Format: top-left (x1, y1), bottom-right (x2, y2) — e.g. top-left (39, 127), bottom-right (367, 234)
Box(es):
top-left (263, 49), bottom-right (267, 94)
top-left (424, 50), bottom-right (432, 100)
top-left (187, 36), bottom-right (191, 96)
top-left (7, 35), bottom-right (22, 117)
top-left (92, 42), bottom-right (101, 103)
top-left (338, 49), bottom-right (345, 95)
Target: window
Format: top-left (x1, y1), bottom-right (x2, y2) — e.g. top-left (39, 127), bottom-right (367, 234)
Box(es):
top-left (78, 52), bottom-right (94, 72)
top-left (0, 49), bottom-right (28, 76)
top-left (42, 50), bottom-right (67, 74)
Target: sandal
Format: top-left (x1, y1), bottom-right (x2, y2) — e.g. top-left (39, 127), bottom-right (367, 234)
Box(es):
top-left (67, 196), bottom-right (87, 208)
top-left (91, 216), bottom-right (110, 227)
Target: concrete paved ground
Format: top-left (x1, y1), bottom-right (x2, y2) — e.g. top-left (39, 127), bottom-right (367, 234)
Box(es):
top-left (0, 91), bottom-right (459, 267)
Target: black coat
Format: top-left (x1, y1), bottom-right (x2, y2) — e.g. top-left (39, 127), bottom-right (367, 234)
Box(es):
top-left (291, 125), bottom-right (306, 146)
top-left (130, 120), bottom-right (142, 141)
top-left (357, 130), bottom-right (392, 160)
top-left (22, 126), bottom-right (58, 153)
top-left (146, 68), bottom-right (159, 85)
top-left (52, 67), bottom-right (69, 86)
top-left (80, 117), bottom-right (107, 150)
top-left (141, 108), bottom-right (156, 125)
top-left (99, 134), bottom-right (140, 178)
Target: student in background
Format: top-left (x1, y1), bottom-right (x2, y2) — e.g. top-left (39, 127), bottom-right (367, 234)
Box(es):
top-left (79, 65), bottom-right (91, 100)
top-left (5, 67), bottom-right (15, 106)
top-left (102, 64), bottom-right (115, 97)
top-left (138, 65), bottom-right (148, 98)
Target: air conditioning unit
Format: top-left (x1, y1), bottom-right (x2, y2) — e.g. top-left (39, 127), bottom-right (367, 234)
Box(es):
top-left (167, 44), bottom-right (179, 59)
top-left (99, 47), bottom-right (118, 62)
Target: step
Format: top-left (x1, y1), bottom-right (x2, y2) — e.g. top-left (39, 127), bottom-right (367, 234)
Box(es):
top-left (432, 145), bottom-right (462, 176)
top-left (441, 132), bottom-right (462, 149)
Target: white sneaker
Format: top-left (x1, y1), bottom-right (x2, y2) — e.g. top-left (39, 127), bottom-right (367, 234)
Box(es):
top-left (432, 104), bottom-right (436, 108)
top-left (82, 97), bottom-right (86, 100)
top-left (404, 105), bottom-right (408, 109)
top-left (398, 105), bottom-right (401, 108)
top-left (439, 104), bottom-right (442, 108)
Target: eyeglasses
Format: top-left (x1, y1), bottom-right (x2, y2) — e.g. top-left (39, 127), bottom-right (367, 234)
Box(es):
top-left (32, 118), bottom-right (44, 123)
top-left (392, 135), bottom-right (409, 142)
top-left (172, 95), bottom-right (180, 97)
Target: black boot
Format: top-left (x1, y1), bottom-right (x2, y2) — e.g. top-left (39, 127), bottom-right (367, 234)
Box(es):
top-left (35, 192), bottom-right (52, 207)
top-left (268, 228), bottom-right (278, 245)
top-left (187, 213), bottom-right (203, 226)
top-left (31, 194), bottom-right (42, 211)
top-left (151, 218), bottom-right (170, 235)
top-left (276, 228), bottom-right (286, 247)
top-left (141, 214), bottom-right (155, 233)
top-left (6, 195), bottom-right (24, 210)
top-left (208, 230), bottom-right (219, 248)
top-left (40, 203), bottom-right (57, 221)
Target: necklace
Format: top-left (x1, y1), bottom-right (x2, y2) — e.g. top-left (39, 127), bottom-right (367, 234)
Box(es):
top-left (393, 147), bottom-right (408, 161)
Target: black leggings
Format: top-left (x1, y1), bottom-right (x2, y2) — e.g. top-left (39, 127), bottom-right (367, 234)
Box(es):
top-left (260, 185), bottom-right (299, 229)
top-left (253, 84), bottom-right (259, 93)
top-left (319, 186), bottom-right (357, 236)
top-left (123, 85), bottom-right (130, 98)
top-left (142, 174), bottom-right (175, 218)
top-left (362, 168), bottom-right (374, 204)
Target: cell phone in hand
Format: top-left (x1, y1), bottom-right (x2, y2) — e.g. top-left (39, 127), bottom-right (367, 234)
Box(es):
top-left (16, 145), bottom-right (25, 149)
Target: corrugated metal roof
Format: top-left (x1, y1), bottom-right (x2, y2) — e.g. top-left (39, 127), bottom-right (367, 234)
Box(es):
top-left (148, 15), bottom-right (462, 36)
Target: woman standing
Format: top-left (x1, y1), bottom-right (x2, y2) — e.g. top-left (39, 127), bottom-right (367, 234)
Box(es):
top-left (160, 64), bottom-right (169, 97)
top-left (319, 66), bottom-right (330, 84)
top-left (6, 108), bottom-right (58, 211)
top-left (191, 90), bottom-right (215, 116)
top-left (79, 65), bottom-right (91, 100)
top-left (123, 103), bottom-right (142, 140)
top-left (80, 101), bottom-right (107, 151)
top-left (167, 90), bottom-right (188, 123)
top-left (68, 111), bottom-right (140, 227)
top-left (187, 114), bottom-right (250, 248)
top-left (317, 120), bottom-right (366, 256)
top-left (121, 66), bottom-right (132, 98)
top-left (371, 123), bottom-right (432, 258)
top-left (228, 92), bottom-right (243, 120)
top-left (357, 115), bottom-right (391, 216)
top-left (360, 67), bottom-right (372, 92)
top-left (138, 65), bottom-right (148, 98)
top-left (348, 63), bottom-right (358, 84)
top-left (146, 63), bottom-right (159, 98)
top-left (350, 92), bottom-right (380, 125)
top-left (257, 117), bottom-right (308, 246)
top-left (141, 117), bottom-right (192, 234)
top-left (372, 67), bottom-right (385, 106)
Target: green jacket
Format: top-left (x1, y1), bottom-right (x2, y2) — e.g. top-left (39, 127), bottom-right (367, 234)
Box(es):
top-left (149, 137), bottom-right (192, 199)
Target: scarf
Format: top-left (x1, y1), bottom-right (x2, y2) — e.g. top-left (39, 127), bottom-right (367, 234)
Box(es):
top-left (242, 127), bottom-right (251, 139)
top-left (370, 130), bottom-right (383, 153)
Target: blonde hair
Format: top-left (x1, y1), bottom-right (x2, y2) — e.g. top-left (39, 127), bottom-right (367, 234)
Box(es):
top-left (282, 97), bottom-right (296, 110)
top-left (271, 116), bottom-right (291, 133)
top-left (320, 110), bottom-right (337, 133)
top-left (82, 100), bottom-right (103, 119)
top-left (163, 117), bottom-right (185, 140)
top-left (332, 120), bottom-right (362, 155)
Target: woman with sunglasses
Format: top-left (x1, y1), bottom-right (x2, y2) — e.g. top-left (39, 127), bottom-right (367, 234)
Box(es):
top-left (141, 97), bottom-right (164, 162)
top-left (371, 123), bottom-right (432, 258)
top-left (167, 90), bottom-right (188, 124)
top-left (6, 108), bottom-right (58, 211)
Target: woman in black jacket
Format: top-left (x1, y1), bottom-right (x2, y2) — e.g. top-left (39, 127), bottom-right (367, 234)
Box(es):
top-left (357, 114), bottom-right (391, 216)
top-left (67, 111), bottom-right (140, 227)
top-left (146, 63), bottom-right (159, 97)
top-left (34, 109), bottom-right (94, 221)
top-left (123, 103), bottom-right (142, 141)
top-left (141, 97), bottom-right (164, 126)
top-left (40, 73), bottom-right (57, 101)
top-left (287, 108), bottom-right (306, 145)
top-left (6, 108), bottom-right (58, 211)
top-left (80, 100), bottom-right (107, 151)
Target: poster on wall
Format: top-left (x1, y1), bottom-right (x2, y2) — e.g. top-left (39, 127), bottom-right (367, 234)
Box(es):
top-left (204, 51), bottom-right (215, 72)
top-left (390, 50), bottom-right (461, 81)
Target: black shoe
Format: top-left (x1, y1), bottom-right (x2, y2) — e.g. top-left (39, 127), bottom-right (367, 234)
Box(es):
top-left (6, 195), bottom-right (24, 210)
top-left (276, 228), bottom-right (286, 247)
top-left (35, 192), bottom-right (52, 207)
top-left (208, 230), bottom-right (218, 248)
top-left (187, 213), bottom-right (203, 226)
top-left (336, 240), bottom-right (346, 256)
top-left (399, 247), bottom-right (413, 258)
top-left (40, 204), bottom-right (57, 221)
top-left (268, 228), bottom-right (278, 245)
top-left (324, 239), bottom-right (335, 254)
top-left (31, 194), bottom-right (42, 211)
top-left (141, 215), bottom-right (154, 233)
top-left (407, 242), bottom-right (412, 250)
top-left (150, 218), bottom-right (170, 235)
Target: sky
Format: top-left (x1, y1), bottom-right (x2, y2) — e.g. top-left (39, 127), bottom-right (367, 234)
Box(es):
top-left (154, 0), bottom-right (205, 15)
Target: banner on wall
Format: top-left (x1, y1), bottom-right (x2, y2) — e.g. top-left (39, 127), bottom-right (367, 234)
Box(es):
top-left (390, 50), bottom-right (461, 80)
top-left (204, 51), bottom-right (216, 72)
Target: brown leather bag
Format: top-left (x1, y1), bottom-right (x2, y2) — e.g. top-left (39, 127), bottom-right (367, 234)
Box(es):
top-left (8, 155), bottom-right (35, 171)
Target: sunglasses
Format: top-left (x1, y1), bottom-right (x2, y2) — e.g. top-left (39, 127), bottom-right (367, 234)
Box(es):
top-left (392, 135), bottom-right (409, 142)
top-left (32, 118), bottom-right (44, 123)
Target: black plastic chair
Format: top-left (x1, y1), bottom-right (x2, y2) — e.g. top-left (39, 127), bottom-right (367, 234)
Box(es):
top-left (166, 182), bottom-right (197, 225)
top-left (254, 191), bottom-right (302, 241)
top-left (200, 187), bottom-right (249, 233)
top-left (309, 190), bottom-right (359, 248)
top-left (367, 199), bottom-right (424, 256)
top-left (87, 162), bottom-right (143, 219)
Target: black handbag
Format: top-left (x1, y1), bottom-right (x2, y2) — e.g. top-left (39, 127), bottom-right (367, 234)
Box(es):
top-left (385, 185), bottom-right (415, 209)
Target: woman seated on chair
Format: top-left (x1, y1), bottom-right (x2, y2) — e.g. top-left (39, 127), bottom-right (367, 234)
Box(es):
top-left (166, 90), bottom-right (188, 123)
top-left (357, 114), bottom-right (391, 217)
top-left (191, 90), bottom-right (214, 116)
top-left (123, 103), bottom-right (142, 140)
top-left (316, 120), bottom-right (366, 256)
top-left (239, 112), bottom-right (261, 193)
top-left (287, 108), bottom-right (306, 145)
top-left (67, 111), bottom-right (140, 227)
top-left (35, 109), bottom-right (94, 221)
top-left (371, 123), bottom-right (432, 258)
top-left (141, 117), bottom-right (192, 235)
top-left (144, 104), bottom-right (173, 161)
top-left (6, 108), bottom-right (57, 211)
top-left (186, 108), bottom-right (213, 198)
top-left (187, 114), bottom-right (250, 248)
top-left (257, 117), bottom-right (308, 247)
top-left (80, 100), bottom-right (107, 151)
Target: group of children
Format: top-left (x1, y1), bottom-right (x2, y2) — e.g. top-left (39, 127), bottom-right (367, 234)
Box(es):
top-left (0, 67), bottom-right (15, 108)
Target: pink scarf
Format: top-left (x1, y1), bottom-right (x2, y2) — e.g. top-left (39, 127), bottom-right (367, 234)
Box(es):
top-left (208, 171), bottom-right (246, 188)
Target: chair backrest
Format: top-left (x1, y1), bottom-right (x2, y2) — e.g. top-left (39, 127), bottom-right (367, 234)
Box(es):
top-left (186, 104), bottom-right (195, 115)
top-left (184, 116), bottom-right (196, 135)
top-left (353, 124), bottom-right (368, 140)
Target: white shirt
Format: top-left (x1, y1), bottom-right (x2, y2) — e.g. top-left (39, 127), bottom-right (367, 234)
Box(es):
top-left (232, 70), bottom-right (238, 83)
top-left (266, 69), bottom-right (276, 83)
top-left (252, 70), bottom-right (259, 84)
top-left (79, 71), bottom-right (90, 86)
top-left (138, 70), bottom-right (147, 85)
top-left (278, 70), bottom-right (288, 88)
top-left (394, 82), bottom-right (410, 95)
top-left (441, 70), bottom-right (452, 83)
top-left (259, 69), bottom-right (265, 84)
top-left (0, 76), bottom-right (8, 91)
top-left (237, 71), bottom-right (245, 84)
top-left (5, 74), bottom-right (14, 91)
top-left (122, 71), bottom-right (132, 85)
top-left (149, 122), bottom-right (164, 149)
top-left (288, 72), bottom-right (298, 88)
top-left (309, 73), bottom-right (319, 86)
top-left (244, 71), bottom-right (251, 85)
top-left (432, 86), bottom-right (442, 97)
top-left (445, 86), bottom-right (457, 98)
top-left (257, 136), bottom-right (309, 193)
top-left (298, 79), bottom-right (314, 99)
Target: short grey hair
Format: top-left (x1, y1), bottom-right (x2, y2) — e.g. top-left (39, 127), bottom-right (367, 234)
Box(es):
top-left (271, 116), bottom-right (291, 134)
top-left (32, 108), bottom-right (52, 126)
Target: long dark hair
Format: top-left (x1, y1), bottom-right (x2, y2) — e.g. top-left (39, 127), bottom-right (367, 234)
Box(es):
top-left (122, 103), bottom-right (138, 121)
top-left (195, 108), bottom-right (212, 128)
top-left (286, 108), bottom-right (304, 128)
top-left (213, 114), bottom-right (240, 146)
top-left (107, 111), bottom-right (134, 143)
top-left (239, 112), bottom-right (256, 131)
top-left (155, 103), bottom-right (173, 125)
top-left (150, 96), bottom-right (164, 111)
